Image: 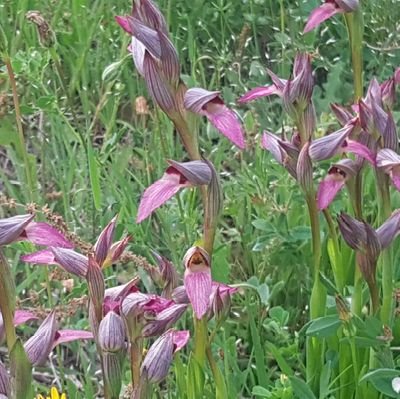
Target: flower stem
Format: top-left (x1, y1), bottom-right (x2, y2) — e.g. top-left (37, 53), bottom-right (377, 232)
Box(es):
top-left (206, 346), bottom-right (227, 398)
top-left (130, 338), bottom-right (143, 390)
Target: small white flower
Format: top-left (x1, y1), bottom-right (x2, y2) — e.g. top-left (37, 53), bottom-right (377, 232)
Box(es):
top-left (391, 377), bottom-right (400, 394)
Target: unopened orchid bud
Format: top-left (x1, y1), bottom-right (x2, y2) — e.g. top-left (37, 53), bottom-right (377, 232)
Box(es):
top-left (137, 160), bottom-right (212, 223)
top-left (210, 283), bottom-right (237, 321)
top-left (376, 210), bottom-right (400, 249)
top-left (107, 235), bottom-right (131, 265)
top-left (141, 329), bottom-right (189, 384)
top-left (296, 141), bottom-right (313, 194)
top-left (0, 214), bottom-right (34, 246)
top-left (335, 294), bottom-right (351, 322)
top-left (382, 112), bottom-right (398, 152)
top-left (94, 216), bottom-right (117, 266)
top-left (24, 311), bottom-right (58, 366)
top-left (381, 77), bottom-right (396, 110)
top-left (171, 286), bottom-right (189, 304)
top-left (142, 303), bottom-right (187, 337)
top-left (151, 251), bottom-right (178, 298)
top-left (98, 311), bottom-right (126, 353)
top-left (86, 255), bottom-right (105, 327)
top-left (183, 246), bottom-right (212, 319)
top-left (330, 103), bottom-right (353, 126)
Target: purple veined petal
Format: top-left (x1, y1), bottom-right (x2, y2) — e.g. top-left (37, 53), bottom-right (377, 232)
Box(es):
top-left (395, 68), bottom-right (400, 84)
top-left (336, 0), bottom-right (359, 12)
top-left (238, 85), bottom-right (280, 104)
top-left (309, 124), bottom-right (353, 161)
top-left (376, 210), bottom-right (400, 249)
top-left (317, 173), bottom-right (346, 210)
top-left (143, 52), bottom-right (176, 114)
top-left (184, 88), bottom-right (220, 113)
top-left (52, 329), bottom-right (94, 349)
top-left (24, 222), bottom-right (73, 248)
top-left (266, 69), bottom-right (287, 92)
top-left (115, 15), bottom-right (133, 35)
top-left (94, 216), bottom-right (117, 266)
top-left (0, 214), bottom-right (34, 246)
top-left (303, 2), bottom-right (341, 33)
top-left (330, 103), bottom-right (354, 126)
top-left (365, 77), bottom-right (382, 107)
top-left (382, 111), bottom-right (398, 152)
top-left (108, 235), bottom-right (131, 264)
top-left (261, 131), bottom-right (285, 164)
top-left (20, 248), bottom-right (56, 264)
top-left (358, 99), bottom-right (374, 133)
top-left (158, 32), bottom-right (180, 86)
top-left (130, 37), bottom-right (146, 76)
top-left (172, 329), bottom-right (189, 352)
top-left (134, 0), bottom-right (168, 33)
top-left (184, 270), bottom-right (212, 319)
top-left (184, 87), bottom-right (245, 148)
top-left (14, 310), bottom-right (38, 327)
top-left (166, 160), bottom-right (212, 186)
top-left (104, 277), bottom-right (139, 303)
top-left (51, 247), bottom-right (88, 278)
top-left (381, 77), bottom-right (396, 109)
top-left (203, 101), bottom-right (246, 149)
top-left (126, 16), bottom-right (161, 60)
top-left (337, 212), bottom-right (367, 250)
top-left (136, 170), bottom-right (189, 223)
top-left (344, 140), bottom-right (376, 166)
top-left (24, 310), bottom-right (58, 366)
top-left (376, 148), bottom-right (400, 170)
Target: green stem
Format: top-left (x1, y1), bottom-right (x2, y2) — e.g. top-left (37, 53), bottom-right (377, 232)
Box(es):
top-left (0, 250), bottom-right (16, 353)
top-left (345, 8), bottom-right (364, 101)
top-left (193, 317), bottom-right (208, 368)
top-left (130, 338), bottom-right (143, 390)
top-left (206, 346), bottom-right (227, 399)
top-left (323, 209), bottom-right (344, 293)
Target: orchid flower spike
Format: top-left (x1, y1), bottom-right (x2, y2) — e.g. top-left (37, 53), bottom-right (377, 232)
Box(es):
top-left (317, 159), bottom-right (357, 210)
top-left (137, 160), bottom-right (212, 223)
top-left (304, 0), bottom-right (359, 33)
top-left (183, 246), bottom-right (212, 319)
top-left (184, 88), bottom-right (245, 149)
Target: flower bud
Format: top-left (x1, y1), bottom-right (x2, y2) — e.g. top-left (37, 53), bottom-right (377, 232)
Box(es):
top-left (93, 216), bottom-right (117, 267)
top-left (86, 255), bottom-right (105, 327)
top-left (98, 311), bottom-right (126, 353)
top-left (171, 286), bottom-right (189, 304)
top-left (151, 251), bottom-right (178, 298)
top-left (24, 311), bottom-right (58, 366)
top-left (51, 247), bottom-right (88, 277)
top-left (210, 283), bottom-right (237, 321)
top-left (141, 329), bottom-right (189, 384)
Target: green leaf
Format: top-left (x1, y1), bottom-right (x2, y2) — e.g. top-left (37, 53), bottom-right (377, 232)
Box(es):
top-left (269, 306), bottom-right (289, 327)
top-left (252, 386), bottom-right (272, 398)
top-left (359, 368), bottom-right (400, 398)
top-left (306, 315), bottom-right (341, 338)
top-left (87, 142), bottom-right (102, 210)
top-left (289, 376), bottom-right (317, 399)
top-left (10, 339), bottom-right (33, 399)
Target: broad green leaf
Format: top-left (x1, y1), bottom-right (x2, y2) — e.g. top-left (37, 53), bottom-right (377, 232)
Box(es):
top-left (289, 375), bottom-right (316, 399)
top-left (306, 315), bottom-right (341, 338)
top-left (360, 368), bottom-right (400, 398)
top-left (252, 386), bottom-right (272, 398)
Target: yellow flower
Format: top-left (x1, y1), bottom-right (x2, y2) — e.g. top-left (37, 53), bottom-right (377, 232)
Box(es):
top-left (36, 387), bottom-right (66, 399)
